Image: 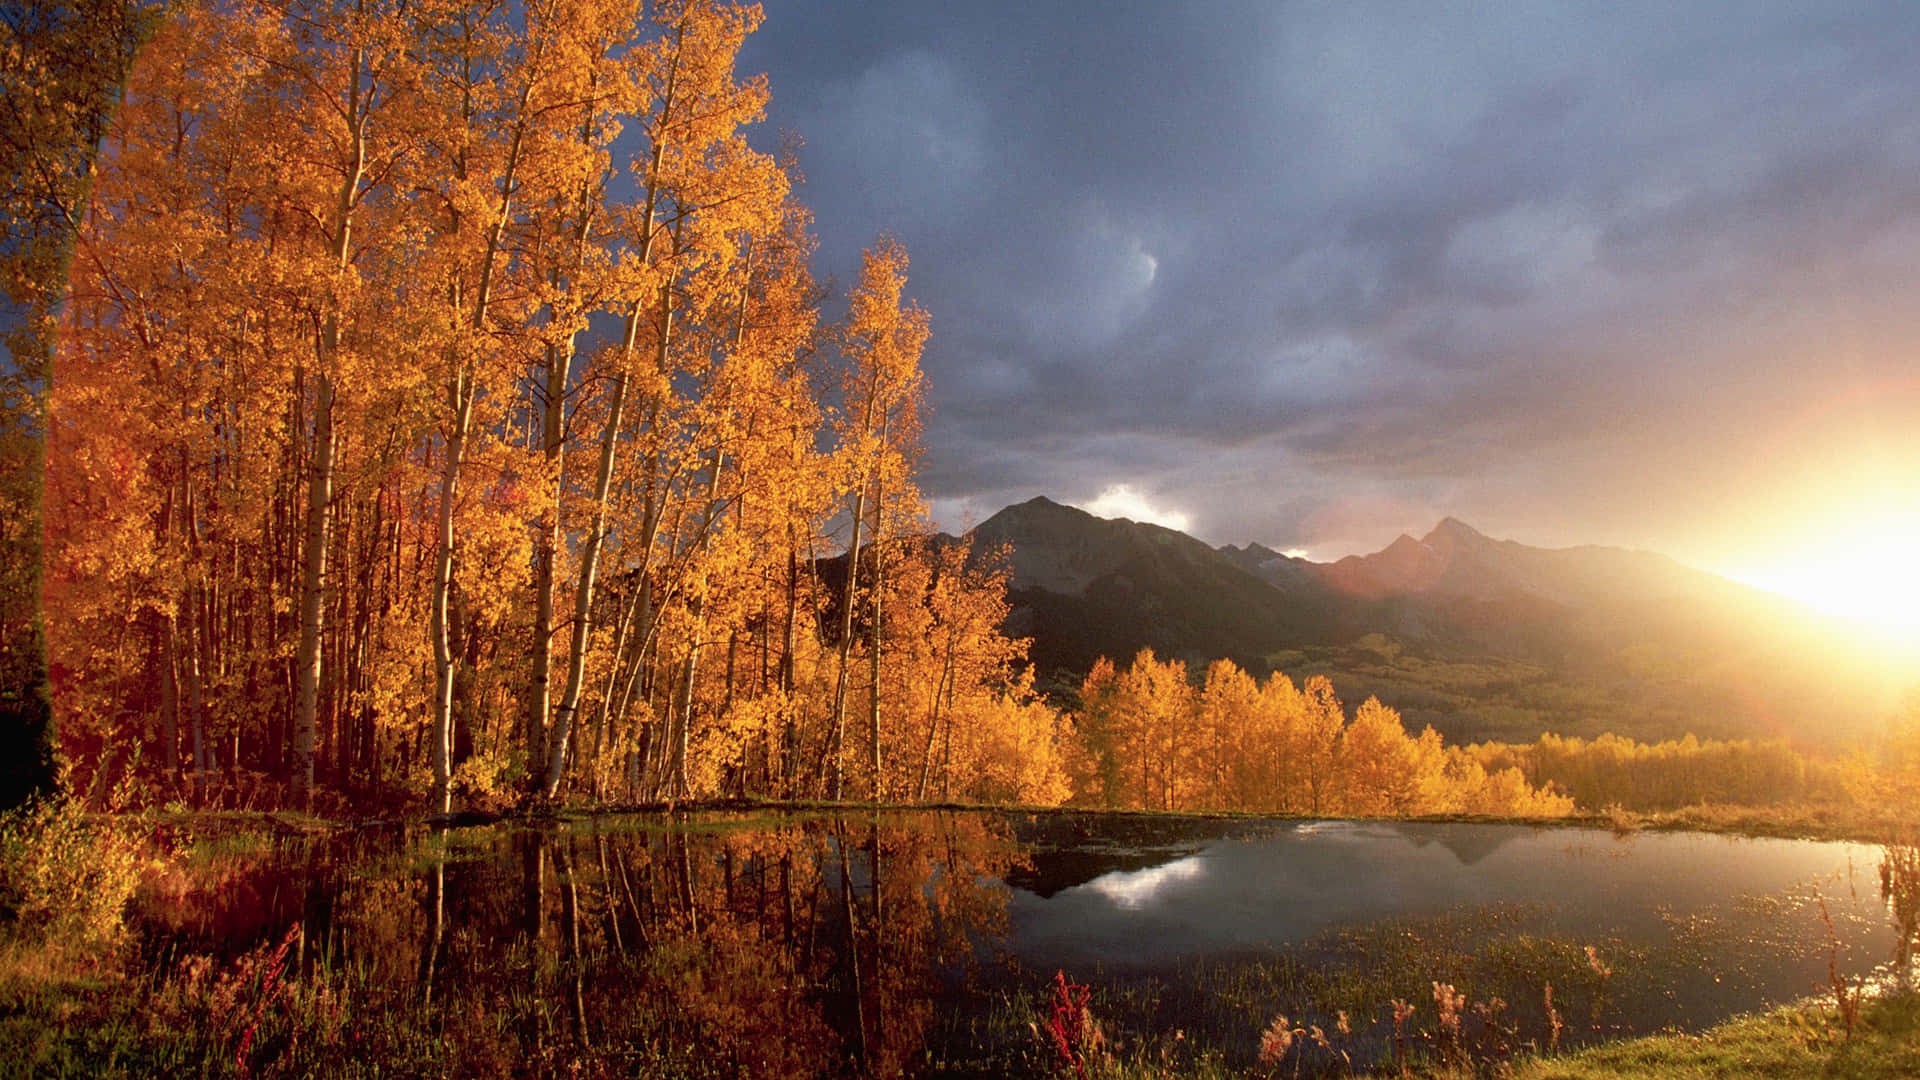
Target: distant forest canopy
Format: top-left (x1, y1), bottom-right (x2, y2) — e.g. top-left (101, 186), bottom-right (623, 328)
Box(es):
top-left (1066, 650), bottom-right (1572, 817)
top-left (1064, 650), bottom-right (1920, 820)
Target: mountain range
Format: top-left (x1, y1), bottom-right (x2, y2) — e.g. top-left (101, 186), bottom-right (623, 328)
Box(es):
top-left (960, 497), bottom-right (1914, 747)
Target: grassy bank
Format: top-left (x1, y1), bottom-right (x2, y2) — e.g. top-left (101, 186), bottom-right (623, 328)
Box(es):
top-left (1574, 802), bottom-right (1919, 845)
top-left (1510, 990), bottom-right (1920, 1080)
top-left (1009, 992), bottom-right (1920, 1079)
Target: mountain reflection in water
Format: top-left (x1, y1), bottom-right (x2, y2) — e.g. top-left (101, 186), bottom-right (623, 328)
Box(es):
top-left (131, 812), bottom-right (1898, 1078)
top-left (1010, 820), bottom-right (1889, 976)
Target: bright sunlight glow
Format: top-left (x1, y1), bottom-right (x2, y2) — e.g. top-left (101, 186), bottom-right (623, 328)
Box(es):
top-left (1718, 506), bottom-right (1920, 648)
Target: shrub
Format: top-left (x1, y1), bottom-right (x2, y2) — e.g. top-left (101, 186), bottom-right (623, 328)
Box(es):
top-left (0, 796), bottom-right (151, 958)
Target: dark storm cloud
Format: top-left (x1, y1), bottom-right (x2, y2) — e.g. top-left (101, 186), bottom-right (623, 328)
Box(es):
top-left (739, 1), bottom-right (1920, 559)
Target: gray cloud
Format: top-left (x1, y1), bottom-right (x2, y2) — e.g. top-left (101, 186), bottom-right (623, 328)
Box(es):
top-left (742, 1), bottom-right (1920, 566)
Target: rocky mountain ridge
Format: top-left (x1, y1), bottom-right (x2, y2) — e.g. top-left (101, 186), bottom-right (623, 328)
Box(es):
top-left (962, 497), bottom-right (1910, 746)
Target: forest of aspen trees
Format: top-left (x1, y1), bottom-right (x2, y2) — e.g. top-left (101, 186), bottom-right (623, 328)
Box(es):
top-left (42, 0), bottom-right (1064, 813)
top-left (23, 0), bottom-right (1864, 825)
top-left (1069, 649), bottom-right (1574, 817)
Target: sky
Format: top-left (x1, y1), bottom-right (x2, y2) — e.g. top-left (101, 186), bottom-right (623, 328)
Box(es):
top-left (736, 2), bottom-right (1920, 615)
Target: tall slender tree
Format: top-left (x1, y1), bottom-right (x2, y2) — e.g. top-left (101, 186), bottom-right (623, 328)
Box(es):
top-left (540, 0), bottom-right (780, 799)
top-left (276, 0), bottom-right (421, 806)
top-left (826, 238), bottom-right (926, 800)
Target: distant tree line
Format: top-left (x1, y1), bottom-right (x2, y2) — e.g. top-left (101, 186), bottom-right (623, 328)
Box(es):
top-left (1064, 649), bottom-right (1573, 817)
top-left (1466, 732), bottom-right (1852, 813)
top-left (1474, 690), bottom-right (1920, 816)
top-left (1058, 651), bottom-right (1920, 822)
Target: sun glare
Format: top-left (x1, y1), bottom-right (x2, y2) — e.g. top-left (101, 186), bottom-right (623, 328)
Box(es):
top-left (1718, 507), bottom-right (1920, 649)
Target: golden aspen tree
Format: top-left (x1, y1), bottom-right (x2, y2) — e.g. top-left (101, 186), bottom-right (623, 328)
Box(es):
top-left (1068, 656), bottom-right (1126, 807)
top-left (901, 541), bottom-right (1025, 800)
top-left (418, 1), bottom-right (508, 815)
top-left (1285, 674), bottom-right (1346, 814)
top-left (1193, 659), bottom-right (1257, 809)
top-left (826, 237), bottom-right (927, 800)
top-left (1239, 672), bottom-right (1298, 811)
top-left (48, 0), bottom-right (302, 801)
top-left (855, 543), bottom-right (933, 797)
top-left (855, 538), bottom-right (1023, 801)
top-left (541, 0), bottom-right (778, 800)
top-left (694, 199), bottom-right (826, 797)
top-left (1132, 650), bottom-right (1195, 810)
top-left (1058, 654), bottom-right (1573, 817)
top-left (1442, 750), bottom-right (1573, 816)
top-left (1405, 723), bottom-right (1454, 811)
top-left (1066, 648), bottom-right (1192, 810)
top-left (44, 0), bottom-right (1057, 815)
top-left (644, 153), bottom-right (799, 801)
top-left (54, 0), bottom-right (504, 806)
top-left (1333, 697), bottom-right (1444, 815)
top-left (950, 693), bottom-right (1069, 804)
top-left (265, 0), bottom-right (424, 806)
top-left (661, 195), bottom-right (833, 799)
top-left (572, 197), bottom-right (829, 799)
top-left (410, 0), bottom-right (635, 813)
top-left (513, 0), bottom-right (644, 795)
top-left (47, 3), bottom-right (189, 792)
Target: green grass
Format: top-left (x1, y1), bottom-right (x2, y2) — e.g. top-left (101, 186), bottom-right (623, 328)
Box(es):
top-left (1050, 992), bottom-right (1920, 1078)
top-left (1511, 992), bottom-right (1920, 1080)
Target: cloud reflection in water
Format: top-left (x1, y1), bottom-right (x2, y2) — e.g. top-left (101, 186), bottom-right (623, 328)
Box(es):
top-left (1083, 854), bottom-right (1207, 909)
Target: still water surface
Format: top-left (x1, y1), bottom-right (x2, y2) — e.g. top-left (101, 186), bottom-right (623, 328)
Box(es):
top-left (140, 811), bottom-right (1899, 1076)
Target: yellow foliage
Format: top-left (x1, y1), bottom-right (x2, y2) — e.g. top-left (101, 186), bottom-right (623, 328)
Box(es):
top-left (0, 799), bottom-right (155, 957)
top-left (1068, 655), bottom-right (1571, 818)
top-left (949, 695), bottom-right (1071, 806)
top-left (40, 0), bottom-right (1052, 812)
top-left (1469, 729), bottom-right (1851, 812)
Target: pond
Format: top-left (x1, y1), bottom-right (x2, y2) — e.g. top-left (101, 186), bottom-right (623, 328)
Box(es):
top-left (135, 810), bottom-right (1906, 1077)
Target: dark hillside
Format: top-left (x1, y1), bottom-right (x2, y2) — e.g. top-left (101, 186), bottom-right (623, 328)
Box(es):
top-left (963, 499), bottom-right (1915, 746)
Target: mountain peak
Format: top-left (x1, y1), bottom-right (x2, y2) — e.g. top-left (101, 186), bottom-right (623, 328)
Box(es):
top-left (951, 495), bottom-right (1884, 752)
top-left (977, 495), bottom-right (1092, 531)
top-left (1425, 517), bottom-right (1487, 544)
top-left (1381, 532), bottom-right (1424, 555)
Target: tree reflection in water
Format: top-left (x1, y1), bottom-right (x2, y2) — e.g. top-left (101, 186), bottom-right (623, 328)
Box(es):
top-left (115, 816), bottom-right (1910, 1077)
top-left (136, 811), bottom-right (1025, 1078)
